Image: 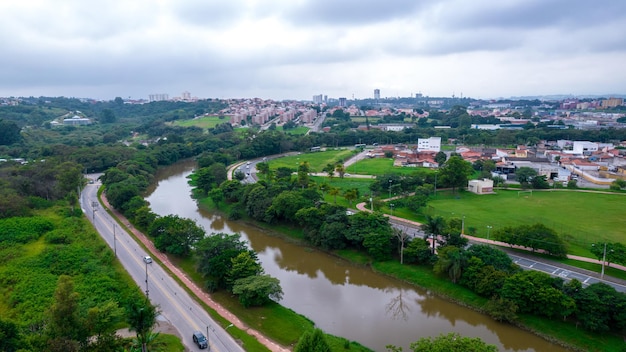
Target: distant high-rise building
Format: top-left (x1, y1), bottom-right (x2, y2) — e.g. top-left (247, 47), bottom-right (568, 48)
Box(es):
top-left (338, 97), bottom-right (347, 107)
top-left (313, 94), bottom-right (323, 104)
top-left (182, 91), bottom-right (191, 100)
top-left (374, 89), bottom-right (380, 100)
top-left (148, 94), bottom-right (169, 102)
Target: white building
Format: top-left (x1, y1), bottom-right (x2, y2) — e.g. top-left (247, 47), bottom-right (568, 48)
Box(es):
top-left (417, 137), bottom-right (441, 152)
top-left (572, 141), bottom-right (598, 155)
top-left (468, 179), bottom-right (494, 194)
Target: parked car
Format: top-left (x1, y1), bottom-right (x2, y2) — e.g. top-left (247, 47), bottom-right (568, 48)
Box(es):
top-left (192, 331), bottom-right (208, 349)
top-left (143, 256), bottom-right (152, 264)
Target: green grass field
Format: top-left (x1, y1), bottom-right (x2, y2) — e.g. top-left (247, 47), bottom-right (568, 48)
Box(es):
top-left (424, 190), bottom-right (626, 257)
top-left (268, 149), bottom-right (356, 173)
top-left (346, 158), bottom-right (434, 176)
top-left (171, 115), bottom-right (228, 129)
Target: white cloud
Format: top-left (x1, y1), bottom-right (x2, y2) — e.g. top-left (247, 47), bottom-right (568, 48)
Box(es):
top-left (0, 0), bottom-right (624, 100)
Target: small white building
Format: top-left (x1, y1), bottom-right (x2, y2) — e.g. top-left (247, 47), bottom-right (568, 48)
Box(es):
top-left (572, 141), bottom-right (598, 155)
top-left (468, 178), bottom-right (494, 194)
top-left (417, 137), bottom-right (441, 152)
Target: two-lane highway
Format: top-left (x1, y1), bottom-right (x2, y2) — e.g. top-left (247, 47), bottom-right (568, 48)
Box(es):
top-left (80, 178), bottom-right (244, 352)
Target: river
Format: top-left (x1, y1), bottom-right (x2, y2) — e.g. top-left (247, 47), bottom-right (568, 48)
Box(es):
top-left (144, 160), bottom-right (568, 352)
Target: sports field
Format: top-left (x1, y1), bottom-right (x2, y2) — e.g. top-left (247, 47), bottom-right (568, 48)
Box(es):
top-left (425, 189), bottom-right (626, 256)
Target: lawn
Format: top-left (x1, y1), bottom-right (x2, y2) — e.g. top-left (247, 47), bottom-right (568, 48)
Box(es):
top-left (423, 189), bottom-right (626, 257)
top-left (346, 158), bottom-right (435, 176)
top-left (268, 149), bottom-right (356, 173)
top-left (311, 176), bottom-right (376, 208)
top-left (170, 115), bottom-right (228, 129)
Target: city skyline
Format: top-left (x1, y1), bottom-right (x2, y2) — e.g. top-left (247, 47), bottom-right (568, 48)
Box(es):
top-left (1, 0), bottom-right (625, 101)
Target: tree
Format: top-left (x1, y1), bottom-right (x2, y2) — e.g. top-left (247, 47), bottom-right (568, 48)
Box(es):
top-left (226, 251), bottom-right (263, 288)
top-left (343, 188), bottom-right (358, 207)
top-left (46, 275), bottom-right (86, 349)
top-left (85, 300), bottom-right (125, 351)
top-left (610, 178), bottom-right (626, 190)
top-left (393, 227), bottom-right (411, 264)
top-left (484, 297), bottom-right (518, 323)
top-left (404, 238), bottom-right (436, 265)
top-left (433, 246), bottom-right (466, 283)
top-left (232, 275), bottom-right (283, 307)
top-left (100, 109), bottom-right (116, 123)
top-left (256, 162), bottom-right (270, 181)
top-left (363, 232), bottom-right (393, 261)
top-left (328, 187), bottom-right (340, 204)
top-left (515, 167), bottom-right (537, 188)
top-left (335, 163), bottom-right (346, 178)
top-left (531, 174), bottom-right (550, 189)
top-left (346, 211), bottom-right (392, 248)
top-left (208, 188), bottom-right (224, 208)
top-left (438, 155), bottom-right (473, 193)
top-left (148, 215), bottom-right (205, 256)
top-left (421, 215), bottom-right (446, 253)
top-left (0, 318), bottom-right (21, 352)
top-left (297, 161), bottom-right (311, 189)
top-left (434, 151), bottom-right (447, 165)
top-left (573, 282), bottom-right (626, 332)
top-left (0, 119), bottom-right (22, 145)
top-left (294, 329), bottom-right (331, 352)
top-left (387, 332), bottom-right (497, 352)
top-left (195, 233), bottom-right (250, 290)
top-left (126, 300), bottom-right (159, 352)
top-left (267, 190), bottom-right (313, 222)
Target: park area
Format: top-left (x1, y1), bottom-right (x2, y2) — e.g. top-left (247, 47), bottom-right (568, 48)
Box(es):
top-left (423, 189), bottom-right (626, 257)
top-left (265, 149), bottom-right (625, 258)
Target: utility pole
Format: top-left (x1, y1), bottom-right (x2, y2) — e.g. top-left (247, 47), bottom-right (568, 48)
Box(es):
top-left (113, 224), bottom-right (117, 256)
top-left (91, 201), bottom-right (98, 220)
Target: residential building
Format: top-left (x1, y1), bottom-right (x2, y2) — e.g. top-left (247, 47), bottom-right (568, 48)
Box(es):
top-left (417, 137), bottom-right (441, 152)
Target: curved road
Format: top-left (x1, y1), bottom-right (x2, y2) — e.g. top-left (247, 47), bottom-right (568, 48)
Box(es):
top-left (80, 178), bottom-right (245, 352)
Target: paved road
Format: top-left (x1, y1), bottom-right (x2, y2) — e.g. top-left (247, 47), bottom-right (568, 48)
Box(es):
top-left (80, 178), bottom-right (244, 352)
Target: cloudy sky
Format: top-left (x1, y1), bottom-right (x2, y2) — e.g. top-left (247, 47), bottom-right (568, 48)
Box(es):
top-left (1, 0), bottom-right (626, 101)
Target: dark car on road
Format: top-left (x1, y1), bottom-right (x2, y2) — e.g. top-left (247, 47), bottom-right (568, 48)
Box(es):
top-left (193, 331), bottom-right (208, 349)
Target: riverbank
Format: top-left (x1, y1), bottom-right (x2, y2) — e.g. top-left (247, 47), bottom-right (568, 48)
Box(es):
top-left (230, 205), bottom-right (626, 352)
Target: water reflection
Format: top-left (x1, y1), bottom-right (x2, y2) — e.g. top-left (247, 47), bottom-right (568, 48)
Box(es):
top-left (145, 160), bottom-right (570, 352)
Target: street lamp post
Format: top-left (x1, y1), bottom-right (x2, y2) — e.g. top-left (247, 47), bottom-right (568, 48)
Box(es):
top-left (206, 325), bottom-right (210, 351)
top-left (390, 203), bottom-right (394, 216)
top-left (486, 226), bottom-right (492, 243)
top-left (593, 243), bottom-right (608, 279)
top-left (369, 197), bottom-right (373, 212)
top-left (389, 180), bottom-right (392, 199)
top-left (145, 261), bottom-right (149, 299)
top-left (462, 215), bottom-right (465, 235)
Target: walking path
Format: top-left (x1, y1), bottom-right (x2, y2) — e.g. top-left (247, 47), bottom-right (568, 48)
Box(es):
top-left (100, 193), bottom-right (290, 352)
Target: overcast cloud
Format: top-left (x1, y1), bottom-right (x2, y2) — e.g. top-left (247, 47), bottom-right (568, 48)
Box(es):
top-left (1, 0), bottom-right (625, 101)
